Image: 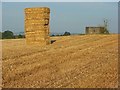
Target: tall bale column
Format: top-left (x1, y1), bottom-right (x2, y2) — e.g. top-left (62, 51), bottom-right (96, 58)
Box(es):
top-left (25, 7), bottom-right (50, 45)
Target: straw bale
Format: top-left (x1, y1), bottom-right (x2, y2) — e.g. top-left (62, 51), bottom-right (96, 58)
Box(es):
top-left (25, 7), bottom-right (50, 45)
top-left (25, 7), bottom-right (50, 14)
top-left (25, 28), bottom-right (48, 32)
top-left (25, 13), bottom-right (49, 20)
top-left (26, 7), bottom-right (50, 11)
top-left (25, 25), bottom-right (48, 29)
top-left (25, 19), bottom-right (49, 25)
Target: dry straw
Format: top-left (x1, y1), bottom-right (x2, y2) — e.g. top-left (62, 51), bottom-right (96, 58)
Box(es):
top-left (25, 7), bottom-right (50, 45)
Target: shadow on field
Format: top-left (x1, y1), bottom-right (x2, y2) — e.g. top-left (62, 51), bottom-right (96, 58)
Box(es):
top-left (51, 40), bottom-right (56, 44)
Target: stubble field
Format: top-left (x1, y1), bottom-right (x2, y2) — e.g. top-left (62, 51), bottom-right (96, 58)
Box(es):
top-left (2, 34), bottom-right (118, 88)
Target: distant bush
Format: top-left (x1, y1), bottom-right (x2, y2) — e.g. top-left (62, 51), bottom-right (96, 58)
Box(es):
top-left (63, 31), bottom-right (71, 36)
top-left (50, 34), bottom-right (62, 37)
top-left (18, 34), bottom-right (23, 38)
top-left (2, 30), bottom-right (14, 39)
top-left (14, 34), bottom-right (25, 39)
top-left (56, 34), bottom-right (63, 36)
top-left (0, 32), bottom-right (2, 39)
top-left (51, 34), bottom-right (55, 37)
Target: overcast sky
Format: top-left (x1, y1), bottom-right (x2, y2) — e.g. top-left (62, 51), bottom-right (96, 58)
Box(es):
top-left (2, 2), bottom-right (118, 34)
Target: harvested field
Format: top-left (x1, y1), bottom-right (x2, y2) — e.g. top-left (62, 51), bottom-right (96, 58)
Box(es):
top-left (2, 34), bottom-right (118, 88)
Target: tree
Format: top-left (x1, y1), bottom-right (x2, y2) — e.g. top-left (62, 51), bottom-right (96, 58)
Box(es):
top-left (63, 31), bottom-right (71, 36)
top-left (18, 34), bottom-right (23, 38)
top-left (0, 32), bottom-right (2, 39)
top-left (51, 34), bottom-right (55, 37)
top-left (2, 30), bottom-right (14, 39)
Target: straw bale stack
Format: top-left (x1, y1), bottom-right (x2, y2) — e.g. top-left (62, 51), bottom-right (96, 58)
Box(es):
top-left (25, 7), bottom-right (50, 45)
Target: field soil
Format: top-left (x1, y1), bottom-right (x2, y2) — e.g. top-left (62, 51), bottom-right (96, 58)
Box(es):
top-left (2, 34), bottom-right (118, 88)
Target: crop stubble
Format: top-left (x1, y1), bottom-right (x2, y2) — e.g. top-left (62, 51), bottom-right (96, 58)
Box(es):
top-left (2, 34), bottom-right (118, 88)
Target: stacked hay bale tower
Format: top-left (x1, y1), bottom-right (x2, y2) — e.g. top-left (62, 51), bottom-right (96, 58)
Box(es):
top-left (25, 7), bottom-right (50, 45)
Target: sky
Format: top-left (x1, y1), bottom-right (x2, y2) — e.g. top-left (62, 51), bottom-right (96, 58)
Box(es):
top-left (119, 1), bottom-right (120, 33)
top-left (1, 0), bottom-right (119, 2)
top-left (2, 2), bottom-right (118, 34)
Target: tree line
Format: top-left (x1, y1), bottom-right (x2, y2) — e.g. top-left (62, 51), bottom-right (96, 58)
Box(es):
top-left (1, 30), bottom-right (25, 39)
top-left (0, 30), bottom-right (73, 39)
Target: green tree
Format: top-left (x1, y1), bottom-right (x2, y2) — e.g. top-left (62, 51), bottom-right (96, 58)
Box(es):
top-left (0, 32), bottom-right (2, 39)
top-left (51, 34), bottom-right (55, 37)
top-left (2, 30), bottom-right (14, 39)
top-left (18, 34), bottom-right (23, 38)
top-left (63, 31), bottom-right (71, 36)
